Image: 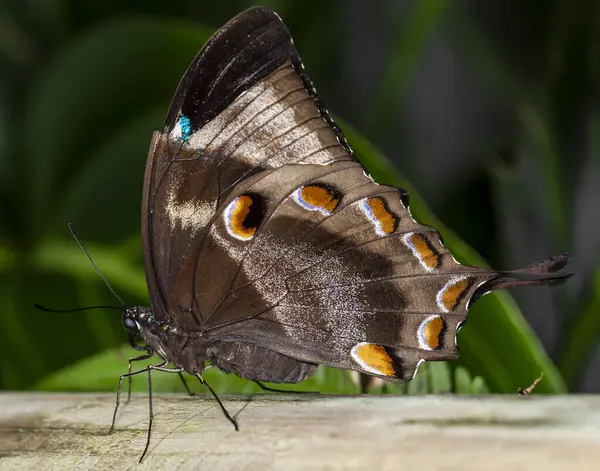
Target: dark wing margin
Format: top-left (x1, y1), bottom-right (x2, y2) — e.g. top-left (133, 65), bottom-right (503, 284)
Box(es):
top-left (165, 7), bottom-right (295, 134)
top-left (141, 132), bottom-right (169, 318)
top-left (164, 6), bottom-right (352, 155)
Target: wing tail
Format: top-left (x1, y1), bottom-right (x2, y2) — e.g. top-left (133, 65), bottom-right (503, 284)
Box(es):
top-left (471, 253), bottom-right (572, 304)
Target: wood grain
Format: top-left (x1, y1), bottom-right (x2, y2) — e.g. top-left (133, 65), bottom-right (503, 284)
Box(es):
top-left (0, 393), bottom-right (599, 470)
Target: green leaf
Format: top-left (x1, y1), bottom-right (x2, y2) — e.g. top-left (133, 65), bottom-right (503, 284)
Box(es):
top-left (454, 366), bottom-right (474, 394)
top-left (470, 376), bottom-right (490, 395)
top-left (517, 104), bottom-right (566, 248)
top-left (34, 237), bottom-right (148, 301)
top-left (426, 361), bottom-right (452, 394)
top-left (372, 362), bottom-right (488, 395)
top-left (58, 107), bottom-right (168, 241)
top-left (454, 366), bottom-right (490, 394)
top-left (370, 0), bottom-right (449, 139)
top-left (446, 11), bottom-right (523, 104)
top-left (559, 267), bottom-right (600, 388)
top-left (339, 118), bottom-right (567, 394)
top-left (25, 18), bottom-right (213, 238)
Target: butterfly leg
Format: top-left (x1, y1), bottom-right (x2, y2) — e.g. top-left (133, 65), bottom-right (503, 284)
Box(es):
top-left (138, 363), bottom-right (186, 463)
top-left (141, 365), bottom-right (154, 463)
top-left (110, 362), bottom-right (166, 435)
top-left (195, 373), bottom-right (239, 431)
top-left (178, 372), bottom-right (195, 396)
top-left (126, 351), bottom-right (154, 404)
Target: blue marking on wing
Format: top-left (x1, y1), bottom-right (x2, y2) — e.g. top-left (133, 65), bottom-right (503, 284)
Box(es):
top-left (179, 115), bottom-right (192, 142)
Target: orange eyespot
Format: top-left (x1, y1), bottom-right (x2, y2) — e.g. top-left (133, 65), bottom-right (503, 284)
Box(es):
top-left (437, 276), bottom-right (471, 312)
top-left (293, 185), bottom-right (338, 215)
top-left (403, 232), bottom-right (440, 271)
top-left (224, 195), bottom-right (258, 240)
top-left (359, 197), bottom-right (396, 235)
top-left (351, 343), bottom-right (396, 376)
top-left (417, 315), bottom-right (445, 351)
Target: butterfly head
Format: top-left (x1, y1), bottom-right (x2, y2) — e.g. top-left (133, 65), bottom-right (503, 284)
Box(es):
top-left (122, 306), bottom-right (156, 351)
top-left (123, 306), bottom-right (153, 329)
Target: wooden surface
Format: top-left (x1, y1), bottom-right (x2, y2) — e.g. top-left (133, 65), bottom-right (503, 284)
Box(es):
top-left (0, 392), bottom-right (599, 470)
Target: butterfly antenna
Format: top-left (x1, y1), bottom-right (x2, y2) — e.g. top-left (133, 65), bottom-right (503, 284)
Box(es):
top-left (34, 303), bottom-right (125, 313)
top-left (68, 223), bottom-right (128, 310)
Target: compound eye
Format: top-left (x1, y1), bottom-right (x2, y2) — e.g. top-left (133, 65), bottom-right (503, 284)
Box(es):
top-left (123, 317), bottom-right (139, 333)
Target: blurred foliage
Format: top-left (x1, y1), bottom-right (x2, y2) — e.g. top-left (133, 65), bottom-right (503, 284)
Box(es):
top-left (0, 1), bottom-right (596, 394)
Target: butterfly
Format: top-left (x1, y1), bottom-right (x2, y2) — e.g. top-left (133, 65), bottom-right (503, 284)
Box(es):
top-left (104, 6), bottom-right (570, 461)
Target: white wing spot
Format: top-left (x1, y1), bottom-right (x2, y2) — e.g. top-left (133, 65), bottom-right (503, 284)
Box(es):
top-left (166, 190), bottom-right (213, 234)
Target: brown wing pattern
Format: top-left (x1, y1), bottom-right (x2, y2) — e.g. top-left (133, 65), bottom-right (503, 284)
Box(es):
top-left (197, 160), bottom-right (569, 381)
top-left (142, 8), bottom-right (352, 323)
top-left (142, 7), bottom-right (570, 383)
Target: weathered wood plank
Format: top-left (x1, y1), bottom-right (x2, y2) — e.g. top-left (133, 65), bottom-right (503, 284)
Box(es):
top-left (0, 392), bottom-right (599, 470)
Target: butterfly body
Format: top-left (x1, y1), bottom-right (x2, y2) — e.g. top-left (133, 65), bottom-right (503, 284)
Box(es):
top-left (126, 305), bottom-right (318, 383)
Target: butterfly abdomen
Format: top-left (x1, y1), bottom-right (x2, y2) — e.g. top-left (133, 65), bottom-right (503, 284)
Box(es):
top-left (206, 341), bottom-right (317, 383)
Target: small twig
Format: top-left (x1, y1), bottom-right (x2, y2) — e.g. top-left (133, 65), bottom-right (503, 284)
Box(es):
top-left (517, 372), bottom-right (544, 395)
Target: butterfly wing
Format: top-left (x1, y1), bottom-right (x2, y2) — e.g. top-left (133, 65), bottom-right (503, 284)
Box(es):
top-left (142, 7), bottom-right (570, 382)
top-left (197, 160), bottom-right (569, 381)
top-left (142, 7), bottom-right (351, 323)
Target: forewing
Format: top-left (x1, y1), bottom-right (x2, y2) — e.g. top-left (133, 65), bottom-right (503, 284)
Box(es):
top-left (141, 7), bottom-right (352, 322)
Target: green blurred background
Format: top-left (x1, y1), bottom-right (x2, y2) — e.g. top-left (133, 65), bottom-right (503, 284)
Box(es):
top-left (0, 0), bottom-right (597, 395)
